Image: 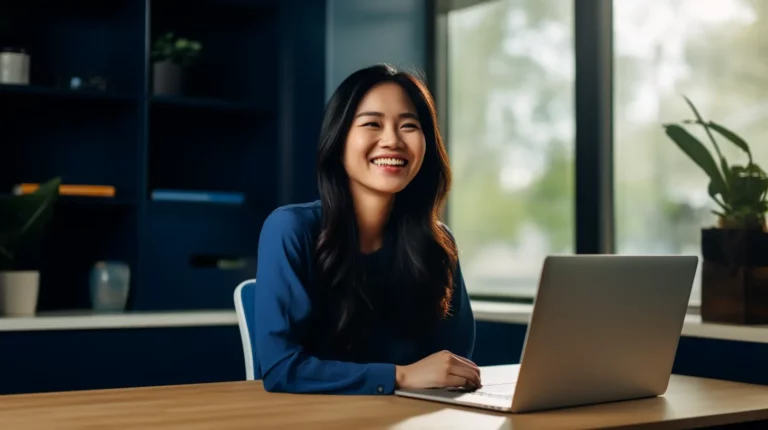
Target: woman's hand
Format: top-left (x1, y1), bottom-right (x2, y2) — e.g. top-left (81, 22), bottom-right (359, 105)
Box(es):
top-left (395, 350), bottom-right (482, 390)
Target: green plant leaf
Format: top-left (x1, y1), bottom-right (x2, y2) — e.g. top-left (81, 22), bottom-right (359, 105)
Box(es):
top-left (0, 245), bottom-right (11, 260)
top-left (684, 118), bottom-right (752, 162)
top-left (18, 188), bottom-right (56, 237)
top-left (0, 177), bottom-right (60, 270)
top-left (707, 180), bottom-right (729, 212)
top-left (707, 121), bottom-right (752, 163)
top-left (720, 156), bottom-right (732, 192)
top-left (683, 95), bottom-right (726, 163)
top-left (664, 124), bottom-right (728, 198)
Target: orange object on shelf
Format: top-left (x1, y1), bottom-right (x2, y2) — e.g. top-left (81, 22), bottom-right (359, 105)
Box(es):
top-left (13, 183), bottom-right (116, 197)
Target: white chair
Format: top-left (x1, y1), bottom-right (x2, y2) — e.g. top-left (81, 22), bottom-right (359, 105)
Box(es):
top-left (233, 278), bottom-right (258, 380)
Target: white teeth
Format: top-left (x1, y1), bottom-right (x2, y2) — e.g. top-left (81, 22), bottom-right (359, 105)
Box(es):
top-left (373, 158), bottom-right (406, 166)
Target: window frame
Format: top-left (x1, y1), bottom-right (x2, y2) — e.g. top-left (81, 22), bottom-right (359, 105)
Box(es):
top-left (430, 0), bottom-right (615, 301)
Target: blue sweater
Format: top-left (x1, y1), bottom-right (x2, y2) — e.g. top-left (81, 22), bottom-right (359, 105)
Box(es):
top-left (252, 200), bottom-right (475, 395)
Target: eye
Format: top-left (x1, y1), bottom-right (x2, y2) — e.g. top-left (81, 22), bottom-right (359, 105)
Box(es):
top-left (362, 121), bottom-right (380, 128)
top-left (402, 122), bottom-right (420, 129)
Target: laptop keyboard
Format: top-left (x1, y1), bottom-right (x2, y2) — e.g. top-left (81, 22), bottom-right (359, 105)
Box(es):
top-left (443, 382), bottom-right (517, 400)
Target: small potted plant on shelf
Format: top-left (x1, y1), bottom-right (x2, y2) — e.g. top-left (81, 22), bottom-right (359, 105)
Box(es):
top-left (0, 177), bottom-right (60, 317)
top-left (663, 96), bottom-right (768, 324)
top-left (151, 32), bottom-right (202, 96)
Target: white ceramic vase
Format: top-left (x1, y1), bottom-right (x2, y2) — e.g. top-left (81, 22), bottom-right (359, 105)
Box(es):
top-left (0, 271), bottom-right (40, 317)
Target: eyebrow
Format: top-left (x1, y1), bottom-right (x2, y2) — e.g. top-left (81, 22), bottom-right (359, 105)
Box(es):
top-left (355, 111), bottom-right (419, 121)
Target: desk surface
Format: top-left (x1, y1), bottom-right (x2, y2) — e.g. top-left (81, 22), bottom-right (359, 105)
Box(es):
top-left (2, 371), bottom-right (768, 429)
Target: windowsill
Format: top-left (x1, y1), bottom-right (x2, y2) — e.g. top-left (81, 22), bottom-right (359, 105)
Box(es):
top-left (471, 300), bottom-right (768, 344)
top-left (0, 303), bottom-right (767, 345)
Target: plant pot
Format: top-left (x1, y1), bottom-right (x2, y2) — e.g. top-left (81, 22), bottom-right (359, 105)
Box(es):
top-left (701, 227), bottom-right (768, 324)
top-left (0, 270), bottom-right (40, 317)
top-left (152, 60), bottom-right (183, 96)
top-left (0, 47), bottom-right (30, 85)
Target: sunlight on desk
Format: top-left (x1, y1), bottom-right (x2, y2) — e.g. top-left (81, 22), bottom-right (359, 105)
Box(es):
top-left (390, 408), bottom-right (511, 430)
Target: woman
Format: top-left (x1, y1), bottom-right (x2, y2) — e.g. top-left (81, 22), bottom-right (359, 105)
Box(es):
top-left (253, 64), bottom-right (480, 395)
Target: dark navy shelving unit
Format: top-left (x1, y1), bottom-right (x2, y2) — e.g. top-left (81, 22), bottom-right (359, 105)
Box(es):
top-left (0, 0), bottom-right (302, 313)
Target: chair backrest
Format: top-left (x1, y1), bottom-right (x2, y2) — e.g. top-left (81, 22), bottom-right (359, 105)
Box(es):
top-left (233, 278), bottom-right (259, 380)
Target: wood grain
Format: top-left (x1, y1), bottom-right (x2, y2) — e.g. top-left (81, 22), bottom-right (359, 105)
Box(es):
top-left (1, 373), bottom-right (768, 429)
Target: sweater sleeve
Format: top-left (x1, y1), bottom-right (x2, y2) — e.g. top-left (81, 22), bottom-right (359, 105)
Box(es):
top-left (430, 224), bottom-right (476, 359)
top-left (252, 208), bottom-right (396, 395)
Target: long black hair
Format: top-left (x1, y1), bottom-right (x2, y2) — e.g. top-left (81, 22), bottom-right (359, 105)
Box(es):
top-left (313, 64), bottom-right (457, 354)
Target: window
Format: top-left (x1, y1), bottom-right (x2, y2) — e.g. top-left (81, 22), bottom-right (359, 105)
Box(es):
top-left (444, 0), bottom-right (575, 299)
top-left (439, 0), bottom-right (766, 304)
top-left (613, 0), bottom-right (768, 305)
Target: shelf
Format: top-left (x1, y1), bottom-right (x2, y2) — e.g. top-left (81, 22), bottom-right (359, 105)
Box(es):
top-left (0, 195), bottom-right (135, 206)
top-left (3, 0), bottom-right (286, 313)
top-left (150, 95), bottom-right (268, 112)
top-left (56, 197), bottom-right (136, 207)
top-left (148, 202), bottom-right (249, 215)
top-left (150, 199), bottom-right (245, 207)
top-left (0, 310), bottom-right (238, 332)
top-left (0, 84), bottom-right (136, 103)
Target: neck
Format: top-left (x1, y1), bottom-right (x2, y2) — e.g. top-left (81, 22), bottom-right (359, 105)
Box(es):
top-left (350, 184), bottom-right (394, 254)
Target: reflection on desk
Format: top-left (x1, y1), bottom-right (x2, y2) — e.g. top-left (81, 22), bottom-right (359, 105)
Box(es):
top-left (1, 370), bottom-right (768, 429)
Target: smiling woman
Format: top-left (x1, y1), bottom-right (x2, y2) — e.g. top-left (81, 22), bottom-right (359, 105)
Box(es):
top-left (343, 81), bottom-right (426, 203)
top-left (250, 64), bottom-right (479, 396)
top-left (344, 82), bottom-right (426, 225)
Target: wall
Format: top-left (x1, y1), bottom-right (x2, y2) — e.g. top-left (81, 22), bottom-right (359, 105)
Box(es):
top-left (284, 0), bottom-right (432, 203)
top-left (324, 0), bottom-right (430, 101)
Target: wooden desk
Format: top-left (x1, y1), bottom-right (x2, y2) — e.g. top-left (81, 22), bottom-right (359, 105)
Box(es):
top-left (2, 372), bottom-right (768, 429)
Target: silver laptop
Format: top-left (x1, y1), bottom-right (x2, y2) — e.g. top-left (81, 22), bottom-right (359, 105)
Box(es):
top-left (395, 255), bottom-right (698, 413)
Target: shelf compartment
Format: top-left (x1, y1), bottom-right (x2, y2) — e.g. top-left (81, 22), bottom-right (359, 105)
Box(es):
top-left (33, 206), bottom-right (138, 312)
top-left (0, 0), bottom-right (146, 95)
top-left (0, 102), bottom-right (142, 201)
top-left (134, 204), bottom-right (265, 310)
top-left (147, 107), bottom-right (278, 204)
top-left (0, 84), bottom-right (136, 103)
top-left (149, 0), bottom-right (279, 104)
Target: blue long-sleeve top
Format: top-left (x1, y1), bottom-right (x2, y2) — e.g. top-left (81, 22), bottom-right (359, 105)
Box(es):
top-left (251, 200), bottom-right (475, 395)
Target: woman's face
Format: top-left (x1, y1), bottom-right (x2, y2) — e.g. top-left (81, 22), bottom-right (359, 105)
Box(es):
top-left (343, 81), bottom-right (426, 197)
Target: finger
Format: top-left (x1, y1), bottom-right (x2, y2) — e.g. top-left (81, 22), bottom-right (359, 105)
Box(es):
top-left (450, 354), bottom-right (480, 371)
top-left (449, 356), bottom-right (481, 384)
top-left (448, 364), bottom-right (482, 388)
top-left (444, 375), bottom-right (470, 389)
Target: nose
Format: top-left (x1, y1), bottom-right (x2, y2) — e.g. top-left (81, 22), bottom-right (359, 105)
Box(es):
top-left (379, 126), bottom-right (404, 149)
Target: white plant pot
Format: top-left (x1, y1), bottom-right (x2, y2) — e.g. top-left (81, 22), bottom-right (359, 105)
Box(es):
top-left (0, 271), bottom-right (40, 317)
top-left (0, 50), bottom-right (30, 85)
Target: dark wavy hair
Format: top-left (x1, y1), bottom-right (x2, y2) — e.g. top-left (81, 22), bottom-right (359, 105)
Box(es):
top-left (313, 64), bottom-right (458, 354)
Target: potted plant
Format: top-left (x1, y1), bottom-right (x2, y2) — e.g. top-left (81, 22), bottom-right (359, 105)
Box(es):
top-left (151, 32), bottom-right (202, 96)
top-left (663, 97), bottom-right (768, 324)
top-left (0, 177), bottom-right (60, 317)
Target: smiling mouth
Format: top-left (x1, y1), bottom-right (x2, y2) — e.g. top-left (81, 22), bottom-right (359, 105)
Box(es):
top-left (371, 157), bottom-right (409, 167)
